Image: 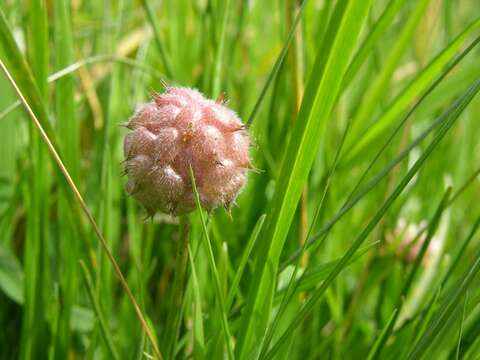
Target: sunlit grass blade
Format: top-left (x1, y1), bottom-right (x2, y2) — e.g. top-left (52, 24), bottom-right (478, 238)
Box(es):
top-left (455, 292), bottom-right (468, 360)
top-left (96, 1), bottom-right (125, 329)
top-left (54, 0), bottom-right (78, 178)
top-left (346, 18), bottom-right (480, 161)
top-left (282, 36), bottom-right (480, 268)
top-left (260, 113), bottom-right (352, 358)
top-left (236, 2), bottom-right (373, 358)
top-left (263, 79), bottom-right (480, 360)
top-left (342, 0), bottom-right (404, 88)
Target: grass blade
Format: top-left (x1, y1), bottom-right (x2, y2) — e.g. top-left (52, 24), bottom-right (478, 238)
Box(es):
top-left (246, 0), bottom-right (307, 127)
top-left (455, 292), bottom-right (468, 360)
top-left (408, 215), bottom-right (480, 359)
top-left (275, 242), bottom-right (377, 301)
top-left (187, 244), bottom-right (205, 359)
top-left (236, 1), bottom-right (372, 358)
top-left (21, 1), bottom-right (50, 358)
top-left (366, 309), bottom-right (398, 360)
top-left (282, 36), bottom-right (480, 269)
top-left (53, 0), bottom-right (79, 356)
top-left (141, 0), bottom-right (173, 78)
top-left (264, 79), bottom-right (480, 360)
top-left (370, 188), bottom-right (452, 359)
top-left (348, 0), bottom-right (431, 140)
top-left (211, 0), bottom-right (231, 98)
top-left (226, 214), bottom-right (266, 312)
top-left (346, 18), bottom-right (480, 161)
top-left (408, 234), bottom-right (480, 358)
top-left (342, 0), bottom-right (405, 88)
top-left (0, 8), bottom-right (56, 143)
top-left (164, 217), bottom-right (190, 359)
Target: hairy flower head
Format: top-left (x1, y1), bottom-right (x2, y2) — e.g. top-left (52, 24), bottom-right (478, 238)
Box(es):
top-left (123, 87), bottom-right (251, 215)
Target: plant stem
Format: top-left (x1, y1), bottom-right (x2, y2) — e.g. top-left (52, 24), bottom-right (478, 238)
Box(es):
top-left (165, 215), bottom-right (190, 359)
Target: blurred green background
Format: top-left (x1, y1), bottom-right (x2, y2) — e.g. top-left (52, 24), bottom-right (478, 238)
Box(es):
top-left (1, 0), bottom-right (480, 359)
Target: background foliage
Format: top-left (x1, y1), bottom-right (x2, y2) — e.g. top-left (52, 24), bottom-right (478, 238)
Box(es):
top-left (1, 0), bottom-right (480, 359)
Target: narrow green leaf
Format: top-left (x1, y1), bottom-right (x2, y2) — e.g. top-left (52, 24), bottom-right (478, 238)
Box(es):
top-left (366, 309), bottom-right (399, 360)
top-left (53, 0), bottom-right (79, 356)
top-left (21, 2), bottom-right (51, 358)
top-left (408, 217), bottom-right (480, 359)
top-left (247, 0), bottom-right (307, 127)
top-left (347, 18), bottom-right (480, 161)
top-left (348, 0), bottom-right (431, 140)
top-left (342, 0), bottom-right (405, 88)
top-left (282, 36), bottom-right (480, 269)
top-left (0, 8), bottom-right (56, 144)
top-left (211, 0), bottom-right (231, 98)
top-left (236, 1), bottom-right (373, 358)
top-left (441, 216), bottom-right (480, 286)
top-left (371, 188), bottom-right (452, 359)
top-left (264, 79), bottom-right (480, 360)
top-left (275, 242), bottom-right (377, 301)
top-left (79, 261), bottom-right (120, 360)
top-left (187, 244), bottom-right (205, 359)
top-left (54, 0), bottom-right (79, 179)
top-left (164, 216), bottom-right (190, 360)
top-left (141, 0), bottom-right (173, 78)
top-left (411, 287), bottom-right (442, 348)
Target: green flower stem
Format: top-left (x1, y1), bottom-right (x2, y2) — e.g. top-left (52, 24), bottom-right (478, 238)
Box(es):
top-left (165, 215), bottom-right (190, 359)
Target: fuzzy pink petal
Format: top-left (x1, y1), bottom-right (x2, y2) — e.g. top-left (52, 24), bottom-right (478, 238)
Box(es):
top-left (124, 87), bottom-right (251, 215)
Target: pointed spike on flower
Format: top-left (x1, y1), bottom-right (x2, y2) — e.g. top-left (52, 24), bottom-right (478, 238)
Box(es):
top-left (160, 78), bottom-right (169, 90)
top-left (216, 91), bottom-right (228, 104)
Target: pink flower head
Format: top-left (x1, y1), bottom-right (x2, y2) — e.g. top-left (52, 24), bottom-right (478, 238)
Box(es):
top-left (124, 87), bottom-right (251, 215)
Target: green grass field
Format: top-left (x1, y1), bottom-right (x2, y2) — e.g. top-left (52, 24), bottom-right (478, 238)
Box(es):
top-left (1, 0), bottom-right (480, 358)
